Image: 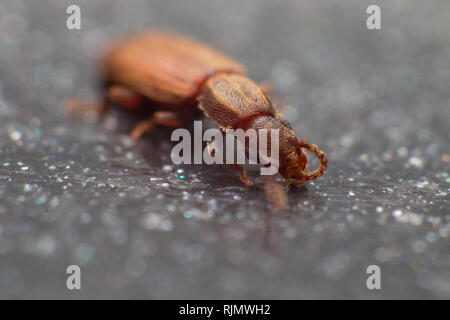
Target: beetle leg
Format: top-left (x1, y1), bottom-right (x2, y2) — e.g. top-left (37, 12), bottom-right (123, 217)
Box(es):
top-left (106, 85), bottom-right (144, 110)
top-left (206, 141), bottom-right (253, 186)
top-left (234, 164), bottom-right (253, 186)
top-left (65, 85), bottom-right (142, 117)
top-left (65, 96), bottom-right (109, 117)
top-left (263, 175), bottom-right (288, 210)
top-left (130, 120), bottom-right (156, 140)
top-left (131, 111), bottom-right (184, 140)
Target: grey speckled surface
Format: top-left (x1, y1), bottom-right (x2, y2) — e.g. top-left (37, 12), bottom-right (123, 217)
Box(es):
top-left (0, 0), bottom-right (449, 299)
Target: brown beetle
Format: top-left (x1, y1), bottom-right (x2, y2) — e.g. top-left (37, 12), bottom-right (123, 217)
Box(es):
top-left (68, 31), bottom-right (328, 209)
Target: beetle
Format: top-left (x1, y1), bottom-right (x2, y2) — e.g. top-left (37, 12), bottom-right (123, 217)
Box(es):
top-left (68, 31), bottom-right (328, 209)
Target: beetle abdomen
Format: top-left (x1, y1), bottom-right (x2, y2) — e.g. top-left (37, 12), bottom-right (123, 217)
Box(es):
top-left (198, 74), bottom-right (276, 129)
top-left (103, 31), bottom-right (246, 104)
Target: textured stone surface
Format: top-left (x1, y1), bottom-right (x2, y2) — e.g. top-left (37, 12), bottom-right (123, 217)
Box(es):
top-left (0, 0), bottom-right (449, 299)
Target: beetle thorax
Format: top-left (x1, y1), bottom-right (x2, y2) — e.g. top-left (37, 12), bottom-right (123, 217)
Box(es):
top-left (198, 73), bottom-right (275, 130)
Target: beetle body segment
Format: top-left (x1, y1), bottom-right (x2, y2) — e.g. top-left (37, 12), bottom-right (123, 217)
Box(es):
top-left (198, 74), bottom-right (276, 130)
top-left (239, 114), bottom-right (309, 178)
top-left (103, 31), bottom-right (246, 104)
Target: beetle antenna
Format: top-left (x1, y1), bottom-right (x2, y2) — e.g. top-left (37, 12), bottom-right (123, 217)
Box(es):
top-left (298, 139), bottom-right (328, 182)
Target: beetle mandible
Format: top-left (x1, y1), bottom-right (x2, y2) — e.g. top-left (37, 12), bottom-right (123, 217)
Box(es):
top-left (68, 31), bottom-right (328, 208)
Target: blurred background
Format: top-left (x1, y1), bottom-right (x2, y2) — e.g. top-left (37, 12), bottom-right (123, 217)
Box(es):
top-left (0, 0), bottom-right (449, 299)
